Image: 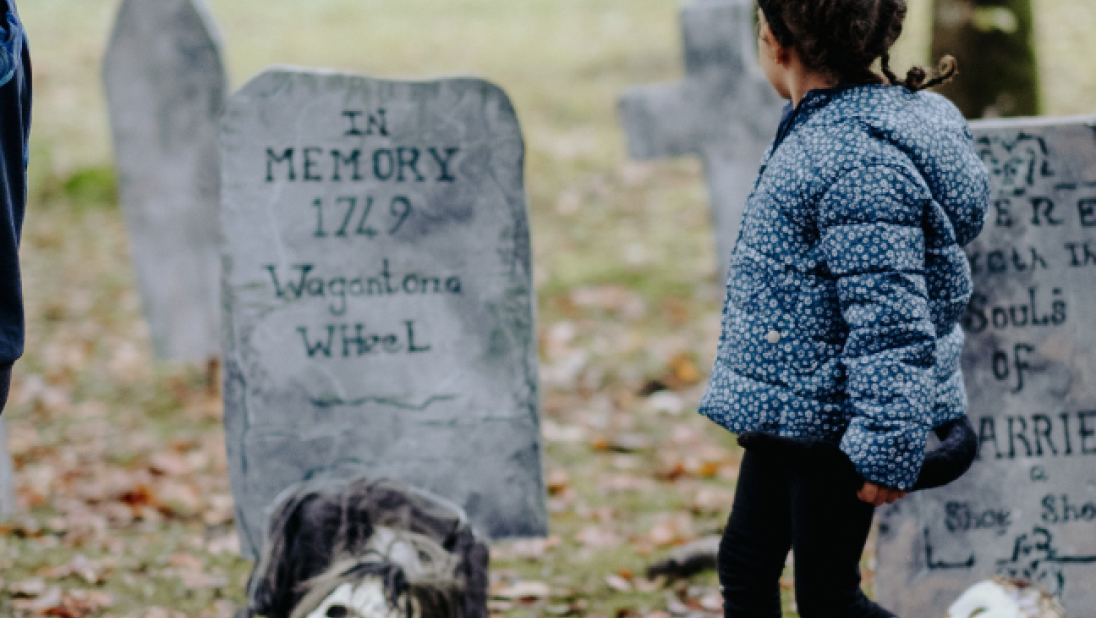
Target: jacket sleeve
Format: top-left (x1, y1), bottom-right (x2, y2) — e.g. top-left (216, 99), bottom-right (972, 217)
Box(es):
top-left (0, 6), bottom-right (29, 369)
top-left (818, 164), bottom-right (936, 491)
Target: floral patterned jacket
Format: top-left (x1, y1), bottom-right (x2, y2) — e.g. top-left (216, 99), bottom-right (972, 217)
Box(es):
top-left (699, 83), bottom-right (989, 490)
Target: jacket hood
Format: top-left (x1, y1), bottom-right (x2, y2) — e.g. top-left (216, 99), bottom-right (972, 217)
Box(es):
top-left (803, 84), bottom-right (990, 246)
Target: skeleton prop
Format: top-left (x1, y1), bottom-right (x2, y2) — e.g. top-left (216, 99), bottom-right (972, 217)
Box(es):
top-left (947, 577), bottom-right (1068, 618)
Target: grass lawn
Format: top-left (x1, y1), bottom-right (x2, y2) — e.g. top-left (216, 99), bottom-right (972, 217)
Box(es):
top-left (3, 0), bottom-right (1095, 616)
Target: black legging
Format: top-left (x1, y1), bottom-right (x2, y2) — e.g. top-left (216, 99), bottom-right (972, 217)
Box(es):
top-left (718, 447), bottom-right (895, 618)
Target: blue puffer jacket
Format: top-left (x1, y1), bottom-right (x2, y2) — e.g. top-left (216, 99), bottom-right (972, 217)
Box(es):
top-left (699, 83), bottom-right (989, 490)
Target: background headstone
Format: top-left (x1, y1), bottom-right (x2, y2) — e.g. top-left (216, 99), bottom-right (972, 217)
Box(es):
top-left (876, 116), bottom-right (1096, 616)
top-left (618, 0), bottom-right (785, 280)
top-left (103, 0), bottom-right (227, 361)
top-left (0, 420), bottom-right (15, 517)
top-left (221, 68), bottom-right (547, 557)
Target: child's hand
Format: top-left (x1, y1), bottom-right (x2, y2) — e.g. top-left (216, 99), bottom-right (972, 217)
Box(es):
top-left (857, 482), bottom-right (907, 506)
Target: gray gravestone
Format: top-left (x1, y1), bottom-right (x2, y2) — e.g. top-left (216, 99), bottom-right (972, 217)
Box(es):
top-left (104, 0), bottom-right (227, 361)
top-left (0, 420), bottom-right (14, 516)
top-left (619, 0), bottom-right (784, 280)
top-left (876, 117), bottom-right (1096, 615)
top-left (221, 68), bottom-right (547, 558)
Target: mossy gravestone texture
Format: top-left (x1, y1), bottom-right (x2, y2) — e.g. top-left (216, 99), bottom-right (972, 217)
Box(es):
top-left (103, 0), bottom-right (226, 361)
top-left (876, 117), bottom-right (1096, 616)
top-left (619, 0), bottom-right (784, 281)
top-left (221, 69), bottom-right (546, 557)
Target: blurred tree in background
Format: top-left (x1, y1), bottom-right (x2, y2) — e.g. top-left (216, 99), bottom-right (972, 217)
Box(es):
top-left (931, 0), bottom-right (1040, 118)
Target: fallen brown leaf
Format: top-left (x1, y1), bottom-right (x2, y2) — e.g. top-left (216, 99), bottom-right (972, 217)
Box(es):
top-left (607, 433), bottom-right (653, 453)
top-left (202, 493), bottom-right (235, 526)
top-left (541, 419), bottom-right (587, 444)
top-left (168, 553), bottom-right (204, 571)
top-left (664, 591), bottom-right (690, 617)
top-left (691, 487), bottom-right (734, 514)
top-left (546, 470), bottom-right (571, 495)
top-left (492, 581), bottom-right (552, 600)
top-left (575, 526), bottom-right (621, 548)
top-left (10, 577), bottom-right (48, 597)
top-left (655, 463), bottom-right (687, 482)
top-left (154, 480), bottom-right (203, 518)
top-left (149, 452), bottom-right (191, 476)
top-left (605, 574), bottom-right (632, 592)
top-left (493, 536), bottom-right (562, 560)
top-left (11, 586), bottom-right (63, 614)
top-left (9, 587), bottom-right (110, 617)
top-left (646, 514), bottom-right (696, 549)
top-left (698, 591), bottom-right (723, 612)
top-left (204, 532), bottom-right (240, 556)
top-left (35, 555), bottom-right (106, 585)
top-left (668, 353), bottom-right (701, 386)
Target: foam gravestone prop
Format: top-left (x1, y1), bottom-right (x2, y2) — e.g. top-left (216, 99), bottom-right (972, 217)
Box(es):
top-left (619, 0), bottom-right (785, 280)
top-left (876, 117), bottom-right (1096, 616)
top-left (103, 0), bottom-right (227, 361)
top-left (220, 68), bottom-right (547, 557)
top-left (242, 476), bottom-right (488, 618)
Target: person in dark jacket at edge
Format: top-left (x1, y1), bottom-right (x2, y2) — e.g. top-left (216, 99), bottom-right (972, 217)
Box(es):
top-left (0, 0), bottom-right (31, 415)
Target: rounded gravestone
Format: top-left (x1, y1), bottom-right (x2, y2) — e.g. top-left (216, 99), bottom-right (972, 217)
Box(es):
top-left (220, 68), bottom-right (547, 557)
top-left (103, 0), bottom-right (226, 361)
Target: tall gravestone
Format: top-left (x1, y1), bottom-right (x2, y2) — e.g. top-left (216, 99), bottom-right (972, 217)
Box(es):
top-left (221, 68), bottom-right (547, 557)
top-left (876, 117), bottom-right (1096, 616)
top-left (104, 0), bottom-right (227, 361)
top-left (619, 0), bottom-right (784, 280)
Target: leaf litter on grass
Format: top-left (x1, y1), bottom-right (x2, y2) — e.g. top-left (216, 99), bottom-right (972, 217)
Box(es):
top-left (1, 179), bottom-right (775, 618)
top-left (9, 1), bottom-right (1056, 615)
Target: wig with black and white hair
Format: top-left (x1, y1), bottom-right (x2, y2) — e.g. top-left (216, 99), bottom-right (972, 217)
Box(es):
top-left (240, 476), bottom-right (489, 618)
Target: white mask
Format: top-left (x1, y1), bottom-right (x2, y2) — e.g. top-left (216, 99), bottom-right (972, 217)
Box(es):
top-left (305, 580), bottom-right (411, 618)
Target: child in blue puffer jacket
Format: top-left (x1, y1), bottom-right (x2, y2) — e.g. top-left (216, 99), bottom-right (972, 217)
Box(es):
top-left (698, 0), bottom-right (989, 616)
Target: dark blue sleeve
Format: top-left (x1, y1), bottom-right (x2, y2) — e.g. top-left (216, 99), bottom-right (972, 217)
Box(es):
top-left (0, 0), bottom-right (31, 369)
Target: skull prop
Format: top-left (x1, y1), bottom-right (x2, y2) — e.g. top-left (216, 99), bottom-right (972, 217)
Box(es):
top-left (947, 577), bottom-right (1067, 618)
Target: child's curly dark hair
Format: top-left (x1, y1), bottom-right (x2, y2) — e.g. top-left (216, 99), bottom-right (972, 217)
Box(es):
top-left (757, 0), bottom-right (957, 92)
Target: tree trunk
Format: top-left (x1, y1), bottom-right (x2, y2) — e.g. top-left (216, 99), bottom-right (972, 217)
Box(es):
top-left (930, 0), bottom-right (1040, 118)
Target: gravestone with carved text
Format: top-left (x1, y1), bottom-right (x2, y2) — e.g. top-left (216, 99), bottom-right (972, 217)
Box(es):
top-left (221, 68), bottom-right (546, 557)
top-left (619, 0), bottom-right (784, 280)
top-left (104, 0), bottom-right (226, 361)
top-left (876, 117), bottom-right (1096, 616)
